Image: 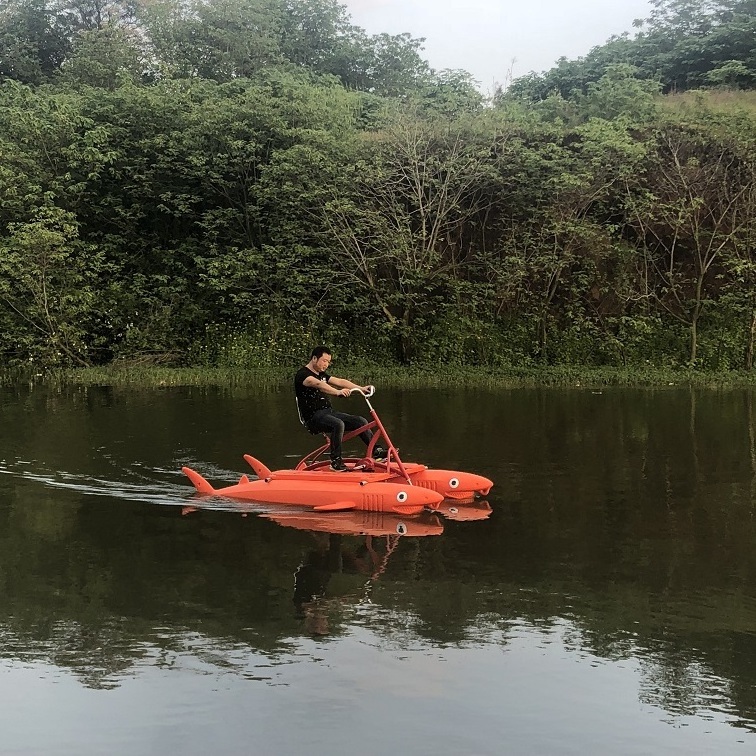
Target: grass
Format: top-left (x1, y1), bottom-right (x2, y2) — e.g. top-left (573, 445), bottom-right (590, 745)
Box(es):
top-left (9, 362), bottom-right (756, 390)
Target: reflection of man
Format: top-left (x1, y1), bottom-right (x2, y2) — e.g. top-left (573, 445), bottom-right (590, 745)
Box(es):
top-left (292, 535), bottom-right (341, 617)
top-left (294, 346), bottom-right (385, 471)
top-left (292, 534), bottom-right (343, 636)
top-left (292, 533), bottom-right (394, 636)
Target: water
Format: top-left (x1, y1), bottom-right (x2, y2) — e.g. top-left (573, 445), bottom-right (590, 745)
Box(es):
top-left (0, 382), bottom-right (755, 755)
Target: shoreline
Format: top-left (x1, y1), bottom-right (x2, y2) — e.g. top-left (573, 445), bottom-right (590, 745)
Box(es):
top-left (5, 364), bottom-right (756, 389)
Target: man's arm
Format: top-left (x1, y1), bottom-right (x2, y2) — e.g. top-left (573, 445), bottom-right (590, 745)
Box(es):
top-left (328, 376), bottom-right (371, 393)
top-left (302, 375), bottom-right (351, 396)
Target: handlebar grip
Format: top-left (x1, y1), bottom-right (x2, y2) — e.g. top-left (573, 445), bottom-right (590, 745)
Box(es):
top-left (348, 386), bottom-right (375, 397)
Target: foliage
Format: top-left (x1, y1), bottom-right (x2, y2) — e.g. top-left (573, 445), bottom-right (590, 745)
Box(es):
top-left (0, 205), bottom-right (104, 365)
top-left (0, 0), bottom-right (71, 84)
top-left (501, 0), bottom-right (756, 103)
top-left (1, 0), bottom-right (756, 373)
top-left (53, 362), bottom-right (756, 389)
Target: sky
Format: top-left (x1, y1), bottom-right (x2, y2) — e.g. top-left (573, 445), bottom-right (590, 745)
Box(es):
top-left (342, 0), bottom-right (654, 94)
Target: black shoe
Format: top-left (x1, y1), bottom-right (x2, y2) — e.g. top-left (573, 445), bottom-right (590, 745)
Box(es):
top-left (372, 446), bottom-right (388, 461)
top-left (330, 458), bottom-right (349, 472)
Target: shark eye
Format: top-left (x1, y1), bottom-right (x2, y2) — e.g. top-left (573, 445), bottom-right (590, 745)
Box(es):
top-left (396, 522), bottom-right (407, 535)
top-left (396, 491), bottom-right (408, 503)
top-left (449, 478), bottom-right (460, 489)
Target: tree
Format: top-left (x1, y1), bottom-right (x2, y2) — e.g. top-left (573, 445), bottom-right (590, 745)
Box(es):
top-left (0, 0), bottom-right (71, 83)
top-left (504, 0), bottom-right (756, 100)
top-left (321, 108), bottom-right (503, 361)
top-left (625, 118), bottom-right (754, 364)
top-left (275, 0), bottom-right (353, 70)
top-left (718, 146), bottom-right (756, 368)
top-left (0, 205), bottom-right (103, 365)
top-left (495, 116), bottom-right (647, 362)
top-left (142, 0), bottom-right (282, 81)
top-left (413, 68), bottom-right (484, 118)
top-left (61, 25), bottom-right (147, 88)
top-left (56, 0), bottom-right (138, 32)
top-left (576, 64), bottom-right (661, 122)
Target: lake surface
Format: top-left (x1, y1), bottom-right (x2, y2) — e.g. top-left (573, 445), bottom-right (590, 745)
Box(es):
top-left (1, 381), bottom-right (755, 755)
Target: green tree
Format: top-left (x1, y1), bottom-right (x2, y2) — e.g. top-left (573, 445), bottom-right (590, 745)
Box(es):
top-left (56, 0), bottom-right (137, 31)
top-left (413, 68), bottom-right (484, 117)
top-left (496, 117), bottom-right (647, 362)
top-left (0, 205), bottom-right (104, 365)
top-left (504, 0), bottom-right (756, 100)
top-left (576, 64), bottom-right (661, 122)
top-left (625, 118), bottom-right (754, 364)
top-left (142, 0), bottom-right (282, 81)
top-left (61, 25), bottom-right (147, 88)
top-left (275, 0), bottom-right (353, 70)
top-left (321, 108), bottom-right (503, 361)
top-left (0, 0), bottom-right (71, 83)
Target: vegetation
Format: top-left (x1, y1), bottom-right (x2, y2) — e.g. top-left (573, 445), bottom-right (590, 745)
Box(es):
top-left (1, 0), bottom-right (755, 374)
top-left (14, 364), bottom-right (756, 391)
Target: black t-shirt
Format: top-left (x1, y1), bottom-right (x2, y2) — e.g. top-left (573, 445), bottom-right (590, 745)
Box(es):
top-left (294, 366), bottom-right (332, 423)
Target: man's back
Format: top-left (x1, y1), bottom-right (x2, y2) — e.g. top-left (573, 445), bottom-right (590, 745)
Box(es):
top-left (294, 366), bottom-right (331, 425)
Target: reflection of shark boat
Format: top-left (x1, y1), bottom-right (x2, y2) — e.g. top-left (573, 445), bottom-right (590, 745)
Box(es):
top-left (436, 500), bottom-right (493, 521)
top-left (181, 388), bottom-right (493, 515)
top-left (263, 510), bottom-right (444, 537)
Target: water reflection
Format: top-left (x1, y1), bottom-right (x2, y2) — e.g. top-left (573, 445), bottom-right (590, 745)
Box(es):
top-left (1, 383), bottom-right (756, 752)
top-left (179, 502), bottom-right (484, 637)
top-left (290, 531), bottom-right (407, 636)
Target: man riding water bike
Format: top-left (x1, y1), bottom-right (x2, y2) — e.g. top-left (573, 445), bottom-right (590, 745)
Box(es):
top-left (294, 346), bottom-right (386, 472)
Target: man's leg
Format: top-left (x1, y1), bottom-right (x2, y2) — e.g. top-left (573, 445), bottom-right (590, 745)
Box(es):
top-left (334, 412), bottom-right (373, 447)
top-left (334, 413), bottom-right (386, 458)
top-left (309, 410), bottom-right (346, 461)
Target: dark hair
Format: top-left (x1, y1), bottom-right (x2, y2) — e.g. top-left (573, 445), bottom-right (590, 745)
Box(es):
top-left (310, 345), bottom-right (332, 359)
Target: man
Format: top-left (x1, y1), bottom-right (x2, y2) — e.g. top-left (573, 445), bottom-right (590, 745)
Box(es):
top-left (294, 346), bottom-right (386, 472)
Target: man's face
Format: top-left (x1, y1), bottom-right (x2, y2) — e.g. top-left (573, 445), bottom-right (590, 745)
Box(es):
top-left (313, 353), bottom-right (332, 372)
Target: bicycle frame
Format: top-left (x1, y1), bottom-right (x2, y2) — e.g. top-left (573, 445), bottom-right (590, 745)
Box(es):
top-left (295, 388), bottom-right (414, 484)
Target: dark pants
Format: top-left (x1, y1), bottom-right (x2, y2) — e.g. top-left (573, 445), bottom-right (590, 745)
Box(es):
top-left (308, 409), bottom-right (373, 461)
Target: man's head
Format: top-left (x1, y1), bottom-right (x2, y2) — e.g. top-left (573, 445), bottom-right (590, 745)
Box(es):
top-left (309, 346), bottom-right (332, 373)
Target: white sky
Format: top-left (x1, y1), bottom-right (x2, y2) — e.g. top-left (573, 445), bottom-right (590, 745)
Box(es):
top-left (342, 0), bottom-right (654, 94)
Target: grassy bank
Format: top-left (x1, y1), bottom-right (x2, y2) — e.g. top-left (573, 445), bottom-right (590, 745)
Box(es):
top-left (6, 363), bottom-right (756, 390)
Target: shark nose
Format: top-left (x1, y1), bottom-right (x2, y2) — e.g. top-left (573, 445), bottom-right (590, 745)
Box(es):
top-left (475, 475), bottom-right (493, 494)
top-left (419, 488), bottom-right (443, 508)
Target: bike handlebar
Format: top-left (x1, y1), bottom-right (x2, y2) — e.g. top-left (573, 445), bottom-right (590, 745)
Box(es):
top-left (349, 385), bottom-right (375, 397)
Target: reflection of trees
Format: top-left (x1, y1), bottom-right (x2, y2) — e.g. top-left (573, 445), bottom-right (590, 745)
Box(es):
top-left (4, 619), bottom-right (148, 691)
top-left (3, 482), bottom-right (756, 728)
top-left (375, 386), bottom-right (756, 729)
top-left (748, 391), bottom-right (756, 512)
top-left (0, 486), bottom-right (434, 686)
top-left (2, 384), bottom-right (756, 730)
top-left (638, 655), bottom-right (730, 720)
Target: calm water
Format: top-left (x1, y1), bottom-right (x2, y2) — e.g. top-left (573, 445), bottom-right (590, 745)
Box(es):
top-left (1, 382), bottom-right (755, 755)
